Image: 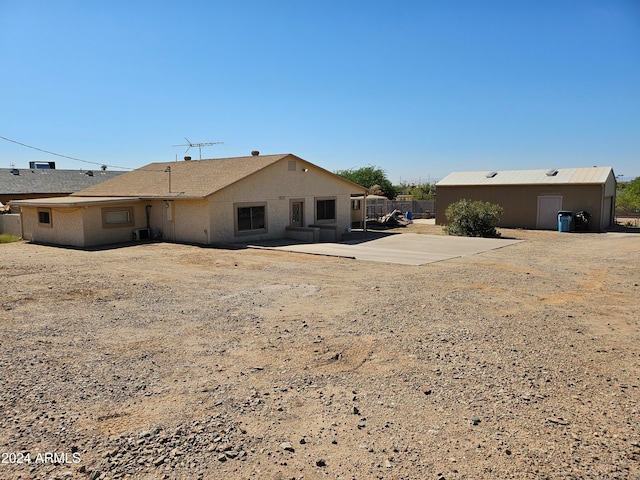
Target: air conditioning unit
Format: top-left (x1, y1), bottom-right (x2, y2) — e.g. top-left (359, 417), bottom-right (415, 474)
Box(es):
top-left (132, 228), bottom-right (150, 241)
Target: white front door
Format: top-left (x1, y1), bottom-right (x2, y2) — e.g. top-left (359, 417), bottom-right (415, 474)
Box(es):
top-left (537, 195), bottom-right (562, 229)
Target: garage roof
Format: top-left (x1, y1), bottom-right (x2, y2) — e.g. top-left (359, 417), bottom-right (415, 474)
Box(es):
top-left (437, 166), bottom-right (614, 186)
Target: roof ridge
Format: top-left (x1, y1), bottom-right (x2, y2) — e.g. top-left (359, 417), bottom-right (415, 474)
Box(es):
top-left (145, 153), bottom-right (292, 166)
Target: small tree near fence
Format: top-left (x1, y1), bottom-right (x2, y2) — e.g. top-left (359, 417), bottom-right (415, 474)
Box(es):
top-left (443, 199), bottom-right (503, 238)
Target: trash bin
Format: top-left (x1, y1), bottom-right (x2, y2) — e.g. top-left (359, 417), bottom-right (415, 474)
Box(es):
top-left (574, 210), bottom-right (591, 232)
top-left (558, 210), bottom-right (573, 232)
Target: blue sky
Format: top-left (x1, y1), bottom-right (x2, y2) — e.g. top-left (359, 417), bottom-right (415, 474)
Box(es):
top-left (1, 0), bottom-right (638, 183)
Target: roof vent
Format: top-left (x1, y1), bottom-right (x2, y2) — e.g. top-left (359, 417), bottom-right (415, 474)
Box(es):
top-left (545, 169), bottom-right (558, 176)
top-left (10, 168), bottom-right (20, 175)
top-left (485, 171), bottom-right (497, 178)
top-left (85, 170), bottom-right (94, 176)
top-left (184, 156), bottom-right (191, 161)
top-left (251, 150), bottom-right (259, 156)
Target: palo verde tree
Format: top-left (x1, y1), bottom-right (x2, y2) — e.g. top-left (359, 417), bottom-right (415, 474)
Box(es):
top-left (616, 177), bottom-right (640, 215)
top-left (335, 166), bottom-right (396, 200)
top-left (395, 182), bottom-right (436, 200)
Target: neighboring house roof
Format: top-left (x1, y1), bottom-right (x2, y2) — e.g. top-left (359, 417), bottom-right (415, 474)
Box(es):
top-left (0, 168), bottom-right (124, 194)
top-left (74, 154), bottom-right (367, 198)
top-left (437, 166), bottom-right (614, 186)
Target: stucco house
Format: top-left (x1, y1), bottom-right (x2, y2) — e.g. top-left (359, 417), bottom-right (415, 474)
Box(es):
top-left (435, 166), bottom-right (616, 231)
top-left (11, 153), bottom-right (368, 247)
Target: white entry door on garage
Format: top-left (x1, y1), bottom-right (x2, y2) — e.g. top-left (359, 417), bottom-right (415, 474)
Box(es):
top-left (537, 195), bottom-right (562, 229)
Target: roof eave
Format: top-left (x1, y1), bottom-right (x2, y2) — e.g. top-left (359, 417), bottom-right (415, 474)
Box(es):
top-left (10, 196), bottom-right (141, 207)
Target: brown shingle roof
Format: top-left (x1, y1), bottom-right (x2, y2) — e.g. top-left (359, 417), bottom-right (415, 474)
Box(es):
top-left (74, 154), bottom-right (291, 198)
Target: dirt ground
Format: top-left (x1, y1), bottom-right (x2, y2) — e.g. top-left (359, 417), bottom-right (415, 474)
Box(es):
top-left (1, 224), bottom-right (639, 480)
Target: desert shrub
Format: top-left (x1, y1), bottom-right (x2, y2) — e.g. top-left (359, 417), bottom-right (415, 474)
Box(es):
top-left (443, 199), bottom-right (503, 237)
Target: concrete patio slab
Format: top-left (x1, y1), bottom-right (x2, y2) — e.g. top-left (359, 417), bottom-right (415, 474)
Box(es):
top-left (250, 233), bottom-right (522, 265)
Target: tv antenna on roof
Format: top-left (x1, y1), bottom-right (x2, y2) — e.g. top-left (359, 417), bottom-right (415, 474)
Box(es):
top-left (172, 137), bottom-right (223, 160)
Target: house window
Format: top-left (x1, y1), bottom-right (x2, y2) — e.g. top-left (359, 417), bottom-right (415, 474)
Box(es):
top-left (352, 199), bottom-right (361, 210)
top-left (37, 208), bottom-right (52, 227)
top-left (101, 207), bottom-right (134, 228)
top-left (316, 197), bottom-right (336, 222)
top-left (235, 203), bottom-right (267, 234)
top-left (105, 210), bottom-right (130, 224)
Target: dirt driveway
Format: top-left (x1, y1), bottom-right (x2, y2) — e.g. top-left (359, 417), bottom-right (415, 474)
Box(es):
top-left (1, 224), bottom-right (639, 479)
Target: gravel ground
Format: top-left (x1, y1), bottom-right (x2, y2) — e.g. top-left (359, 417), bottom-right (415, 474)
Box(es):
top-left (0, 224), bottom-right (639, 480)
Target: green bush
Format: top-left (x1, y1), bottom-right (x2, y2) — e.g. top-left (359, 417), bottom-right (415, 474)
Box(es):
top-left (616, 177), bottom-right (640, 215)
top-left (443, 199), bottom-right (503, 237)
top-left (0, 234), bottom-right (21, 243)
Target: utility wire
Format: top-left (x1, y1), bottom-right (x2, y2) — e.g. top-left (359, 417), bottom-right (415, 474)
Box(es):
top-left (0, 135), bottom-right (134, 170)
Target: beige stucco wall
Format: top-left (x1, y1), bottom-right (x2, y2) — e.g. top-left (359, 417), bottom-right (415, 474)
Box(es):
top-left (20, 205), bottom-right (86, 246)
top-left (206, 158), bottom-right (359, 243)
top-left (21, 201), bottom-right (150, 247)
top-left (82, 201), bottom-right (148, 247)
top-left (435, 184), bottom-right (609, 230)
top-left (134, 198), bottom-right (212, 244)
top-left (171, 199), bottom-right (210, 244)
top-left (146, 200), bottom-right (165, 239)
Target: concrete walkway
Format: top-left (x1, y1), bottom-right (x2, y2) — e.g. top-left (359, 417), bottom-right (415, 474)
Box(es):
top-left (250, 233), bottom-right (522, 266)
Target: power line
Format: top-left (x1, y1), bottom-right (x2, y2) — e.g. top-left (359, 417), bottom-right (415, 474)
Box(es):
top-left (0, 135), bottom-right (134, 170)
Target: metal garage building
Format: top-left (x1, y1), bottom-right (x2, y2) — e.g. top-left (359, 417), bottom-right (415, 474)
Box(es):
top-left (435, 166), bottom-right (616, 231)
